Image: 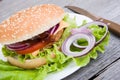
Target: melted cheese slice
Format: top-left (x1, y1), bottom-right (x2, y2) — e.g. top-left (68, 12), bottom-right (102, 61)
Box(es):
top-left (54, 21), bottom-right (69, 35)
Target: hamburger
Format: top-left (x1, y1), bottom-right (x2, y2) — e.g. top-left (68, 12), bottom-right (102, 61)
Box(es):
top-left (0, 4), bottom-right (110, 80)
top-left (0, 4), bottom-right (68, 69)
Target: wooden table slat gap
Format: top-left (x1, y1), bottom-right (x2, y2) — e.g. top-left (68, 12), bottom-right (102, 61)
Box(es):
top-left (89, 58), bottom-right (120, 80)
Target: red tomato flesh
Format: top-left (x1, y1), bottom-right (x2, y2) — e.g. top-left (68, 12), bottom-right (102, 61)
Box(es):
top-left (16, 40), bottom-right (50, 54)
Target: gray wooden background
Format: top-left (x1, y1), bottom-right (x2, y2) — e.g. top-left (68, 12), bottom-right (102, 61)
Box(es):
top-left (0, 0), bottom-right (120, 80)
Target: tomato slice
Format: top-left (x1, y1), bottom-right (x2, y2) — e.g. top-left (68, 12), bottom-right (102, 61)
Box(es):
top-left (16, 40), bottom-right (50, 54)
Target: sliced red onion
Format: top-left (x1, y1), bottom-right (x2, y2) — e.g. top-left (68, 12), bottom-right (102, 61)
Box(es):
top-left (71, 27), bottom-right (91, 35)
top-left (73, 40), bottom-right (87, 48)
top-left (61, 21), bottom-right (108, 57)
top-left (72, 27), bottom-right (91, 48)
top-left (78, 21), bottom-right (108, 44)
top-left (61, 33), bottom-right (95, 57)
top-left (6, 43), bottom-right (30, 51)
top-left (91, 21), bottom-right (108, 44)
top-left (72, 21), bottom-right (108, 48)
top-left (48, 24), bottom-right (59, 35)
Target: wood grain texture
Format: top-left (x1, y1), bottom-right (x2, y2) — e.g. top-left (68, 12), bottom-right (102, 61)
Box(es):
top-left (0, 0), bottom-right (120, 80)
top-left (94, 59), bottom-right (120, 80)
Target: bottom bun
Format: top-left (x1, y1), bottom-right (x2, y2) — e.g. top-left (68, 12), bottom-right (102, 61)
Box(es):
top-left (7, 56), bottom-right (47, 69)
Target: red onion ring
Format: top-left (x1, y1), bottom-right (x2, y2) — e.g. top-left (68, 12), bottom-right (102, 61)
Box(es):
top-left (61, 21), bottom-right (108, 57)
top-left (61, 33), bottom-right (95, 57)
top-left (79, 21), bottom-right (108, 44)
top-left (71, 27), bottom-right (91, 35)
top-left (72, 21), bottom-right (108, 48)
top-left (73, 40), bottom-right (87, 48)
top-left (72, 27), bottom-right (91, 48)
top-left (6, 43), bottom-right (30, 51)
top-left (48, 24), bottom-right (59, 35)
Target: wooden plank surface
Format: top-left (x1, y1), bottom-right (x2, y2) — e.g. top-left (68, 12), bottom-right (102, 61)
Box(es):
top-left (94, 59), bottom-right (120, 80)
top-left (0, 0), bottom-right (120, 80)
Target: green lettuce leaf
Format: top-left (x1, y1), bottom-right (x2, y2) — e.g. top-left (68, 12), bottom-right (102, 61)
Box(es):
top-left (61, 14), bottom-right (78, 41)
top-left (73, 54), bottom-right (90, 67)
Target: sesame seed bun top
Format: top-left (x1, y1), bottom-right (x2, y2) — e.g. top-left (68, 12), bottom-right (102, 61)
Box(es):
top-left (0, 4), bottom-right (65, 44)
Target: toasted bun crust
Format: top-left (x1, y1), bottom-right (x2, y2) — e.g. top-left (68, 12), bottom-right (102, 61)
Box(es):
top-left (7, 56), bottom-right (47, 69)
top-left (0, 4), bottom-right (64, 44)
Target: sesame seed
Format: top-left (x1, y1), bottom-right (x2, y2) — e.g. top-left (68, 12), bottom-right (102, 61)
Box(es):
top-left (3, 24), bottom-right (7, 28)
top-left (2, 35), bottom-right (6, 38)
top-left (11, 35), bottom-right (16, 38)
